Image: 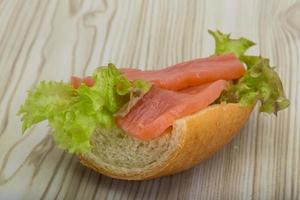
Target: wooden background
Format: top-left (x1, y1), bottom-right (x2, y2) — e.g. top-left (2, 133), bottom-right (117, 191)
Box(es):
top-left (0, 0), bottom-right (299, 199)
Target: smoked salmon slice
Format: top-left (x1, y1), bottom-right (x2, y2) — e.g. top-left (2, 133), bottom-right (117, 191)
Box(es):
top-left (116, 80), bottom-right (229, 140)
top-left (120, 54), bottom-right (245, 91)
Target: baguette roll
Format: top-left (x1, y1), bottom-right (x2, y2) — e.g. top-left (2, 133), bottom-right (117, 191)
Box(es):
top-left (80, 103), bottom-right (253, 180)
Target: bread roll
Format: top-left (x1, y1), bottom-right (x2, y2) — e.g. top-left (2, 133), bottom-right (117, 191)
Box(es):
top-left (80, 103), bottom-right (253, 180)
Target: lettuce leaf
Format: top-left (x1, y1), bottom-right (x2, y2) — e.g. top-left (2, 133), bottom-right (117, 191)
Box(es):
top-left (220, 56), bottom-right (290, 114)
top-left (18, 81), bottom-right (75, 132)
top-left (208, 30), bottom-right (255, 58)
top-left (18, 64), bottom-right (151, 153)
top-left (209, 30), bottom-right (290, 114)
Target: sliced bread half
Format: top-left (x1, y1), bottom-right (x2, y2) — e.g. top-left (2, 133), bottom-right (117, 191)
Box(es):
top-left (80, 103), bottom-right (253, 180)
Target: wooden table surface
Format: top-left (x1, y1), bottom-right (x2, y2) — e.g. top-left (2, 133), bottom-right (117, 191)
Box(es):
top-left (0, 0), bottom-right (299, 199)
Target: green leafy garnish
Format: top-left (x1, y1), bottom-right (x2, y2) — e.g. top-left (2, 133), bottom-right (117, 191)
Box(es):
top-left (18, 81), bottom-right (75, 133)
top-left (220, 57), bottom-right (290, 114)
top-left (208, 30), bottom-right (255, 58)
top-left (209, 30), bottom-right (289, 114)
top-left (18, 64), bottom-right (151, 153)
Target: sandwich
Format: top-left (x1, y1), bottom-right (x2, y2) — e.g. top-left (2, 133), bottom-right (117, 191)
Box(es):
top-left (18, 30), bottom-right (289, 180)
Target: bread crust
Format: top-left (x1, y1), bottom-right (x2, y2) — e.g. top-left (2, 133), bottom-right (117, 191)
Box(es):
top-left (80, 103), bottom-right (253, 180)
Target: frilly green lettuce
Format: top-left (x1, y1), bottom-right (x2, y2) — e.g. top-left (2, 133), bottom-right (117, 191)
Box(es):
top-left (209, 30), bottom-right (255, 58)
top-left (18, 64), bottom-right (151, 153)
top-left (209, 30), bottom-right (289, 114)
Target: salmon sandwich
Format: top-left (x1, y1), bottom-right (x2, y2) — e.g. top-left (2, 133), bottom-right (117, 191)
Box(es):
top-left (18, 30), bottom-right (289, 180)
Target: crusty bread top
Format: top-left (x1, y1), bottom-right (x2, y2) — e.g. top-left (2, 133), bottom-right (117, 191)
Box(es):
top-left (80, 103), bottom-right (253, 180)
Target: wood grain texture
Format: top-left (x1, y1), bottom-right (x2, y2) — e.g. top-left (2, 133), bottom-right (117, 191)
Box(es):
top-left (0, 0), bottom-right (299, 199)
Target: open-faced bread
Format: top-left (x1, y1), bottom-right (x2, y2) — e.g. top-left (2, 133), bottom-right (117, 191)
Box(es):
top-left (80, 103), bottom-right (253, 180)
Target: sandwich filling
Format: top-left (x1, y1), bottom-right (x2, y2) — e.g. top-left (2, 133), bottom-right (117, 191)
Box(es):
top-left (116, 81), bottom-right (229, 140)
top-left (120, 53), bottom-right (245, 90)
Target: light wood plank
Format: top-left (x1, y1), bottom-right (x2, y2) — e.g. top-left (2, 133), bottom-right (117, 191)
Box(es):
top-left (0, 0), bottom-right (299, 199)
